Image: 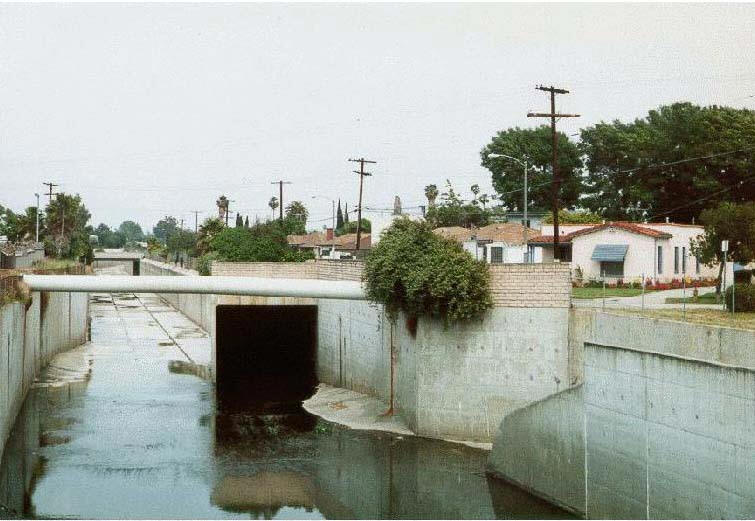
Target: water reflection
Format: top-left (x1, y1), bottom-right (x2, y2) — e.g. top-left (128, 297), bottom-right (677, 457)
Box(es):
top-left (1, 383), bottom-right (570, 519)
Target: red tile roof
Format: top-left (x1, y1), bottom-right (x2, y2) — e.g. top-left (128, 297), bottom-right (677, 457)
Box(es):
top-left (529, 222), bottom-right (671, 244)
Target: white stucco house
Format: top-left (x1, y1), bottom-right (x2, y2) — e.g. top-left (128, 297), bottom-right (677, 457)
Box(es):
top-left (531, 221), bottom-right (732, 283)
top-left (434, 223), bottom-right (542, 264)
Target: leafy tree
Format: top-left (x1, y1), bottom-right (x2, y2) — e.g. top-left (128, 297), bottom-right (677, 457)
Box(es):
top-left (0, 207), bottom-right (23, 242)
top-left (690, 202), bottom-right (755, 292)
top-left (196, 217), bottom-right (225, 255)
top-left (424, 184), bottom-right (439, 207)
top-left (336, 200), bottom-right (344, 229)
top-left (44, 193), bottom-right (92, 259)
top-left (542, 209), bottom-right (603, 224)
top-left (118, 220), bottom-right (144, 243)
top-left (470, 184), bottom-right (480, 203)
top-left (244, 215), bottom-right (250, 228)
top-left (285, 200), bottom-right (309, 224)
top-left (235, 214), bottom-right (243, 227)
top-left (480, 125), bottom-right (583, 211)
top-left (580, 103), bottom-right (755, 222)
top-left (166, 229), bottom-right (197, 257)
top-left (153, 216), bottom-right (179, 243)
top-left (336, 218), bottom-right (371, 236)
top-left (424, 180), bottom-right (490, 228)
top-left (344, 202), bottom-right (349, 223)
top-left (364, 217), bottom-right (492, 325)
top-left (208, 221), bottom-right (312, 263)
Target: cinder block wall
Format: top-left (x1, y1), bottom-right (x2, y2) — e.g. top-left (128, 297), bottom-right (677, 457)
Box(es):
top-left (210, 260), bottom-right (573, 442)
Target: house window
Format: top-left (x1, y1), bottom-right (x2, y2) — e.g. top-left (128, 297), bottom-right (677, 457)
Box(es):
top-left (657, 246), bottom-right (663, 274)
top-left (601, 261), bottom-right (624, 278)
top-left (674, 247), bottom-right (679, 274)
top-left (490, 246), bottom-right (503, 264)
top-left (682, 246), bottom-right (687, 273)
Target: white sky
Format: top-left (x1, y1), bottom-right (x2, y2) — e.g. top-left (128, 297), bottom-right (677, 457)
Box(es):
top-left (2, 2), bottom-right (754, 232)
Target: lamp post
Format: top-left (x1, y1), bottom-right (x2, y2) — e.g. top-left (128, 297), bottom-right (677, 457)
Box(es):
top-left (488, 153), bottom-right (532, 262)
top-left (312, 195), bottom-right (336, 258)
top-left (34, 193), bottom-right (40, 243)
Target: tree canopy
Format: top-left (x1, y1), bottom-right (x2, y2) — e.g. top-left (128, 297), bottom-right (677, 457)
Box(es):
top-left (579, 103), bottom-right (755, 222)
top-left (118, 220), bottom-right (144, 243)
top-left (480, 125), bottom-right (583, 212)
top-left (153, 216), bottom-right (179, 243)
top-left (424, 180), bottom-right (491, 228)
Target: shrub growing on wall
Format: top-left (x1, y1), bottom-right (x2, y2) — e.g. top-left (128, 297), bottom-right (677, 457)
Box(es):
top-left (364, 217), bottom-right (493, 325)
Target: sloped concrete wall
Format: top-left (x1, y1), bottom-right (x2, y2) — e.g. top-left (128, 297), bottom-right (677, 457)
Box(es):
top-left (489, 311), bottom-right (755, 518)
top-left (0, 290), bottom-right (88, 464)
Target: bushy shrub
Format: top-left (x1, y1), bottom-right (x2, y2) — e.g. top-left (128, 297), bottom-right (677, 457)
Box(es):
top-left (196, 251), bottom-right (220, 276)
top-left (724, 283), bottom-right (755, 312)
top-left (364, 217), bottom-right (493, 325)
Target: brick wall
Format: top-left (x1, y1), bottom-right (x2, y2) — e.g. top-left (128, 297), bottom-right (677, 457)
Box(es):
top-left (488, 263), bottom-right (572, 308)
top-left (211, 260), bottom-right (571, 308)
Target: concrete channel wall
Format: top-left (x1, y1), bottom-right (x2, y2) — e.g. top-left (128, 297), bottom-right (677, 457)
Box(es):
top-left (0, 291), bottom-right (89, 464)
top-left (488, 309), bottom-right (755, 518)
top-left (211, 260), bottom-right (574, 443)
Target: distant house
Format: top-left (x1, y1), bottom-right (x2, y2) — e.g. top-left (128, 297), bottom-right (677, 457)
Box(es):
top-left (530, 221), bottom-right (732, 283)
top-left (287, 230), bottom-right (370, 259)
top-left (434, 223), bottom-right (541, 264)
top-left (0, 241), bottom-right (44, 269)
top-left (503, 211), bottom-right (548, 231)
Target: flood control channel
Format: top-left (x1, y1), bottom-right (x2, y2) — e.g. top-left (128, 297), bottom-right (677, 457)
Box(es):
top-left (0, 286), bottom-right (570, 519)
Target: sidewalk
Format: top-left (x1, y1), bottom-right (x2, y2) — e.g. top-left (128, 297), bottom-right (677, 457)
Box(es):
top-left (572, 286), bottom-right (722, 310)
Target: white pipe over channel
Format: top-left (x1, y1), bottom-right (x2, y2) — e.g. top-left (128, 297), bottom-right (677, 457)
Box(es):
top-left (21, 275), bottom-right (368, 300)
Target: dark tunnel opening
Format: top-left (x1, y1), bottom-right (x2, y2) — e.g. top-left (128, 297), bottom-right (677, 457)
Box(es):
top-left (215, 304), bottom-right (318, 415)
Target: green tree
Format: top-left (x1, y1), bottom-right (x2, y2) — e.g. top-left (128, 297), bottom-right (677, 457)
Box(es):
top-left (480, 125), bottom-right (583, 211)
top-left (207, 221), bottom-right (312, 263)
top-left (196, 217), bottom-right (225, 255)
top-left (424, 184), bottom-right (439, 207)
top-left (336, 200), bottom-right (344, 229)
top-left (424, 180), bottom-right (490, 228)
top-left (337, 218), bottom-right (371, 236)
top-left (244, 215), bottom-right (250, 228)
top-left (44, 193), bottom-right (92, 259)
top-left (153, 216), bottom-right (179, 243)
top-left (118, 220), bottom-right (144, 243)
top-left (285, 200), bottom-right (309, 224)
top-left (690, 202), bottom-right (755, 293)
top-left (344, 202), bottom-right (349, 223)
top-left (580, 103), bottom-right (755, 222)
top-left (166, 229), bottom-right (197, 257)
top-left (235, 214), bottom-right (243, 227)
top-left (0, 207), bottom-right (23, 242)
top-left (542, 209), bottom-right (603, 224)
top-left (268, 197), bottom-right (279, 219)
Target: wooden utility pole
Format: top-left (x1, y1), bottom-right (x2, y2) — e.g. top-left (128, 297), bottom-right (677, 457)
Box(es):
top-left (527, 85), bottom-right (579, 260)
top-left (348, 157), bottom-right (375, 251)
top-left (271, 180), bottom-right (292, 221)
top-left (43, 182), bottom-right (58, 203)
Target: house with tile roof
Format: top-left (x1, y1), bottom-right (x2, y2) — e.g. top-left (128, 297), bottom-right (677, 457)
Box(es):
top-left (530, 221), bottom-right (732, 283)
top-left (433, 223), bottom-right (542, 264)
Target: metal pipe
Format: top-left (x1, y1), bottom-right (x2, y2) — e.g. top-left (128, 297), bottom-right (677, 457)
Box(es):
top-left (21, 275), bottom-right (367, 300)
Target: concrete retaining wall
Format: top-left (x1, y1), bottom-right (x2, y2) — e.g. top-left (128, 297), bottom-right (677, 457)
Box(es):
top-left (0, 290), bottom-right (88, 464)
top-left (489, 310), bottom-right (755, 518)
top-left (211, 261), bottom-right (573, 442)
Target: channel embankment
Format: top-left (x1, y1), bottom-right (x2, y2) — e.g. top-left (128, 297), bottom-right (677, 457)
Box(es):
top-left (0, 269), bottom-right (89, 464)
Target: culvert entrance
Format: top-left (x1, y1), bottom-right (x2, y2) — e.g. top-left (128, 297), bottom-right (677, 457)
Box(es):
top-left (215, 305), bottom-right (318, 412)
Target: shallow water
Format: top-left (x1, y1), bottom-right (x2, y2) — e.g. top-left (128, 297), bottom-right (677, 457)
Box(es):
top-left (0, 291), bottom-right (570, 519)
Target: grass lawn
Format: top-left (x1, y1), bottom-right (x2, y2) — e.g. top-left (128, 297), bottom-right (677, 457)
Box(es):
top-left (608, 308), bottom-right (755, 331)
top-left (665, 292), bottom-right (719, 305)
top-left (572, 287), bottom-right (653, 299)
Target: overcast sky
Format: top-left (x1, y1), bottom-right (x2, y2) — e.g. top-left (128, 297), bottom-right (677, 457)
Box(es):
top-left (2, 2), bottom-right (754, 232)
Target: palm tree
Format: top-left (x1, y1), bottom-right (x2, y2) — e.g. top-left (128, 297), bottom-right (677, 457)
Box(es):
top-left (424, 184), bottom-right (439, 207)
top-left (268, 197), bottom-right (279, 219)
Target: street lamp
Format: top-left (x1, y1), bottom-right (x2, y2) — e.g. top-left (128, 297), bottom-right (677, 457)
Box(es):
top-left (488, 153), bottom-right (535, 262)
top-left (312, 195), bottom-right (336, 259)
top-left (34, 193), bottom-right (40, 243)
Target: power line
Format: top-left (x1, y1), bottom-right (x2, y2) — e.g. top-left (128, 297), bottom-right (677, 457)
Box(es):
top-left (616, 146), bottom-right (755, 175)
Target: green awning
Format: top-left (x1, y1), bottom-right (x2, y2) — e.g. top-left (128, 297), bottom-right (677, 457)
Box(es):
top-left (591, 244), bottom-right (628, 262)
